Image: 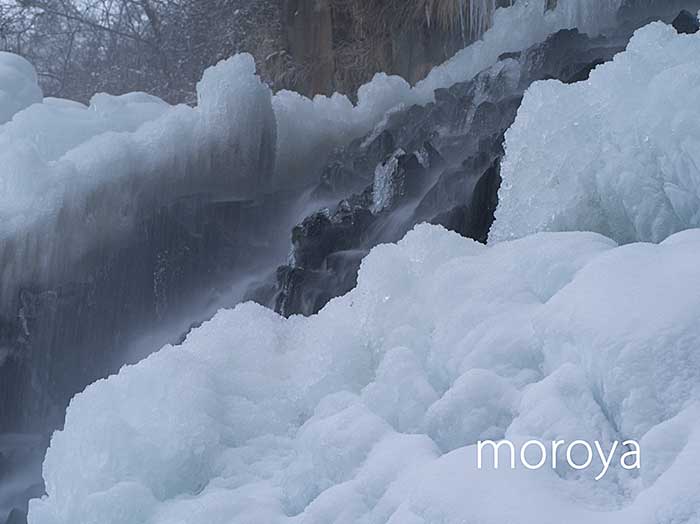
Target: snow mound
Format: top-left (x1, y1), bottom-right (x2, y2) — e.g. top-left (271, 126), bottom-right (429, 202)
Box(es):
top-left (490, 21), bottom-right (700, 244)
top-left (28, 224), bottom-right (700, 523)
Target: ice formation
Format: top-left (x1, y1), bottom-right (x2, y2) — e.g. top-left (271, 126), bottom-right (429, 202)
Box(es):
top-left (7, 1), bottom-right (699, 522)
top-left (0, 52), bottom-right (42, 125)
top-left (0, 51), bottom-right (276, 236)
top-left (0, 0), bottom-right (623, 308)
top-left (490, 21), bottom-right (700, 244)
top-left (275, 0), bottom-right (623, 180)
top-left (371, 149), bottom-right (407, 213)
top-left (27, 224), bottom-right (700, 523)
top-left (412, 0), bottom-right (622, 100)
top-left (0, 53), bottom-right (276, 310)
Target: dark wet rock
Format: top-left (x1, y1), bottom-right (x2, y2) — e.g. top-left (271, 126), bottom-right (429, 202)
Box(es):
top-left (517, 29), bottom-right (620, 86)
top-left (291, 190), bottom-right (375, 272)
top-left (273, 187), bottom-right (375, 316)
top-left (428, 156), bottom-right (502, 244)
top-left (563, 58), bottom-right (607, 83)
top-left (618, 0), bottom-right (700, 30)
top-left (315, 131), bottom-right (397, 198)
top-left (274, 250), bottom-right (367, 318)
top-left (673, 9), bottom-right (700, 33)
top-left (498, 51), bottom-right (522, 61)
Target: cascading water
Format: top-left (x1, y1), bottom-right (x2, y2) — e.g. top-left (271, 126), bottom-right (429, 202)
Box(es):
top-left (468, 0), bottom-right (493, 41)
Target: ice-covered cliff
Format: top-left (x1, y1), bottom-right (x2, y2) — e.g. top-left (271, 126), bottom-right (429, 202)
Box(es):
top-left (3, 0), bottom-right (700, 522)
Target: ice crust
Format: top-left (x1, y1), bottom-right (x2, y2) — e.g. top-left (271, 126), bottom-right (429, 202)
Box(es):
top-left (28, 224), bottom-right (700, 524)
top-left (490, 22), bottom-right (700, 244)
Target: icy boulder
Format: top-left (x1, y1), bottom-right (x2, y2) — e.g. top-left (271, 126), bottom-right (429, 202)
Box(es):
top-left (0, 52), bottom-right (42, 125)
top-left (490, 21), bottom-right (700, 244)
top-left (28, 224), bottom-right (700, 523)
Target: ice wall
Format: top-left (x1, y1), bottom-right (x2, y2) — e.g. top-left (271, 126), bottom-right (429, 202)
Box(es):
top-left (27, 224), bottom-right (700, 524)
top-left (490, 21), bottom-right (700, 244)
top-left (0, 53), bottom-right (276, 312)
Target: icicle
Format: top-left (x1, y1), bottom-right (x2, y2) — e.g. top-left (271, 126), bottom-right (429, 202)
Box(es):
top-left (459, 0), bottom-right (502, 43)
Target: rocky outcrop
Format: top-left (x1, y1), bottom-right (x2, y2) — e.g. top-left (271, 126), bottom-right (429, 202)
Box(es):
top-left (281, 0), bottom-right (575, 96)
top-left (672, 9), bottom-right (700, 33)
top-left (262, 28), bottom-right (626, 317)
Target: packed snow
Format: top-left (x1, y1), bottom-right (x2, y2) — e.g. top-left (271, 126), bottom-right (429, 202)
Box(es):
top-left (490, 21), bottom-right (700, 244)
top-left (27, 224), bottom-right (700, 524)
